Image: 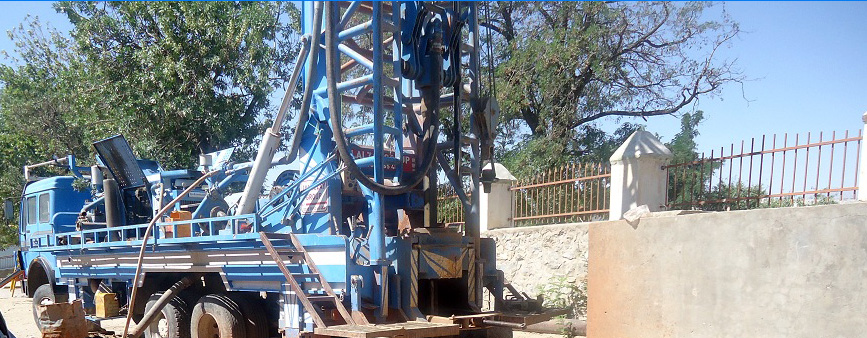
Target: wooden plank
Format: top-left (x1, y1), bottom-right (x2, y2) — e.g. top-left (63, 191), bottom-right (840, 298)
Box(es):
top-left (0, 270), bottom-right (23, 289)
top-left (314, 322), bottom-right (459, 338)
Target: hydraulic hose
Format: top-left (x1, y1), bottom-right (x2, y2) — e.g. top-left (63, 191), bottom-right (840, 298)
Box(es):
top-left (325, 3), bottom-right (441, 195)
top-left (285, 1), bottom-right (324, 164)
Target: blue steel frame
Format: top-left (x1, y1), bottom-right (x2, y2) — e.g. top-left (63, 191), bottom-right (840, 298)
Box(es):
top-left (18, 2), bottom-right (494, 335)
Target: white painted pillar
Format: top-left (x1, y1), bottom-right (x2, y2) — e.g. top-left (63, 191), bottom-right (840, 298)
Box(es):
top-left (480, 163), bottom-right (517, 232)
top-left (858, 112), bottom-right (867, 201)
top-left (609, 130), bottom-right (673, 220)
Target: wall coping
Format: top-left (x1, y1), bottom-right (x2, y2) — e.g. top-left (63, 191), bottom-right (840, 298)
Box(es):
top-left (485, 201), bottom-right (867, 235)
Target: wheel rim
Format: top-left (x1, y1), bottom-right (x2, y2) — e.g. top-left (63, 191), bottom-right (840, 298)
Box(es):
top-left (147, 311), bottom-right (167, 338)
top-left (197, 313), bottom-right (220, 338)
top-left (37, 296), bottom-right (54, 306)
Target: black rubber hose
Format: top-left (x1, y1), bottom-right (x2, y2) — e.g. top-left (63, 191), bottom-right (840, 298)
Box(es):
top-left (285, 1), bottom-right (324, 163)
top-left (325, 2), bottom-right (440, 195)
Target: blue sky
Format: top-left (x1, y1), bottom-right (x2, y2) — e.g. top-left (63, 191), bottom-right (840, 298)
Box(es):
top-left (1, 1), bottom-right (865, 155)
top-left (638, 1), bottom-right (867, 149)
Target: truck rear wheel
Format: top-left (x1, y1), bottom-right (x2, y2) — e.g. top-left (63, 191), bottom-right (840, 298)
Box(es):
top-left (226, 293), bottom-right (269, 338)
top-left (190, 294), bottom-right (246, 338)
top-left (31, 284), bottom-right (68, 331)
top-left (144, 292), bottom-right (191, 338)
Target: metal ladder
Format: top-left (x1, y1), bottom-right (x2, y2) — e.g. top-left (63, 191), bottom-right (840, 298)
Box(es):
top-left (259, 232), bottom-right (363, 328)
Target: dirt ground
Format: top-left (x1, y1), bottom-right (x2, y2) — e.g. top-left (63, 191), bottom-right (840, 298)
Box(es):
top-left (0, 285), bottom-right (563, 338)
top-left (0, 285), bottom-right (127, 338)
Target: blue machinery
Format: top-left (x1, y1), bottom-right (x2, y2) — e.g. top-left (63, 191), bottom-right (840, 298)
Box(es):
top-left (16, 2), bottom-right (558, 338)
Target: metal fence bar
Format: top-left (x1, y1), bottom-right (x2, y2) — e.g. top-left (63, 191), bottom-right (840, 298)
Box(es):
top-left (664, 129), bottom-right (861, 210)
top-left (437, 162), bottom-right (612, 227)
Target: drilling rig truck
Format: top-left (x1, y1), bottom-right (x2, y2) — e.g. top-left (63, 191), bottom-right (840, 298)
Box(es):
top-left (13, 2), bottom-right (558, 338)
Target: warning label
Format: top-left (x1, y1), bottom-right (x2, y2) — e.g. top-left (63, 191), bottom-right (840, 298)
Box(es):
top-left (299, 177), bottom-right (329, 214)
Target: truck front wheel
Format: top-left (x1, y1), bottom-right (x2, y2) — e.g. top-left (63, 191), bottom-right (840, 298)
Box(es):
top-left (31, 284), bottom-right (68, 331)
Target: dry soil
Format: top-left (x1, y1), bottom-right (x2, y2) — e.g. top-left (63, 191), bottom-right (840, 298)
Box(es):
top-left (0, 285), bottom-right (562, 338)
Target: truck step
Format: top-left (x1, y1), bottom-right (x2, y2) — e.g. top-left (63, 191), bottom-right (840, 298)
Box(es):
top-left (261, 232), bottom-right (296, 240)
top-left (306, 295), bottom-right (337, 302)
top-left (291, 273), bottom-right (320, 279)
top-left (259, 231), bottom-right (360, 326)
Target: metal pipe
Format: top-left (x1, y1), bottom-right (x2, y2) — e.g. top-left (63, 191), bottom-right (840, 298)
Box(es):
top-left (522, 319), bottom-right (586, 336)
top-left (122, 170), bottom-right (220, 338)
top-left (126, 276), bottom-right (194, 338)
top-left (104, 179), bottom-right (123, 236)
top-left (368, 1), bottom-right (386, 267)
top-left (273, 35), bottom-right (311, 129)
top-left (23, 157), bottom-right (68, 181)
top-left (155, 183), bottom-right (165, 222)
top-left (284, 1), bottom-right (323, 164)
top-left (78, 196), bottom-right (105, 216)
top-left (482, 319), bottom-right (526, 329)
top-left (90, 165), bottom-right (104, 188)
top-left (78, 222), bottom-right (107, 226)
top-left (236, 34), bottom-right (312, 215)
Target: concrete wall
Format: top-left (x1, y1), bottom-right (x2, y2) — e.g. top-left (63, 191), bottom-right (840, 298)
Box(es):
top-left (588, 202), bottom-right (867, 338)
top-left (484, 223), bottom-right (589, 297)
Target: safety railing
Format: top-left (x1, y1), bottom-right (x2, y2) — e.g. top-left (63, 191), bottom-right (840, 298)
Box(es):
top-left (40, 214), bottom-right (261, 251)
top-left (511, 163), bottom-right (610, 226)
top-left (664, 129), bottom-right (862, 210)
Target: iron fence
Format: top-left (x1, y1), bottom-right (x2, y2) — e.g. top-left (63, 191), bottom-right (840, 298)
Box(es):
top-left (437, 163), bottom-right (612, 227)
top-left (511, 163), bottom-right (611, 226)
top-left (437, 184), bottom-right (467, 226)
top-left (665, 129), bottom-right (862, 210)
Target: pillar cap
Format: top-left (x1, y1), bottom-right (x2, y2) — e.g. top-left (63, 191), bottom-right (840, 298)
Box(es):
top-left (483, 162), bottom-right (517, 182)
top-left (609, 130), bottom-right (673, 163)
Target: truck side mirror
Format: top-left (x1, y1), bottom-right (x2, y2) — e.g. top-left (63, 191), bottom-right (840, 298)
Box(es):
top-left (3, 200), bottom-right (12, 221)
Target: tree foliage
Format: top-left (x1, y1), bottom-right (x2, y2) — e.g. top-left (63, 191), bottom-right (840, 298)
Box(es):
top-left (667, 111), bottom-right (705, 164)
top-left (484, 2), bottom-right (742, 171)
top-left (1, 2), bottom-right (299, 169)
top-left (0, 2), bottom-right (299, 246)
top-left (664, 111), bottom-right (716, 207)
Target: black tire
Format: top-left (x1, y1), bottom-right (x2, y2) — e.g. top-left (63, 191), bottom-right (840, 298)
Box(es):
top-left (226, 293), bottom-right (269, 338)
top-left (191, 294), bottom-right (246, 338)
top-left (144, 292), bottom-right (191, 338)
top-left (31, 284), bottom-right (68, 331)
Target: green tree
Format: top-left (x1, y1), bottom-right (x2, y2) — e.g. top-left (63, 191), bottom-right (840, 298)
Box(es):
top-left (1, 2), bottom-right (299, 169)
top-left (0, 2), bottom-right (300, 246)
top-left (667, 111), bottom-right (705, 164)
top-left (483, 2), bottom-right (742, 172)
top-left (664, 111), bottom-right (716, 208)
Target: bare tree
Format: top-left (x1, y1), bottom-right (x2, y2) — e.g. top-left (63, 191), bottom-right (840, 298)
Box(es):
top-left (482, 2), bottom-right (742, 169)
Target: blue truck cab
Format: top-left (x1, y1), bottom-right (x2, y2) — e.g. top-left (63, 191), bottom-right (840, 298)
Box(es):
top-left (19, 176), bottom-right (91, 296)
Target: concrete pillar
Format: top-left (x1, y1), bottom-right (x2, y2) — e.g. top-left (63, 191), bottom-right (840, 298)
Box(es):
top-left (480, 163), bottom-right (517, 232)
top-left (859, 112), bottom-right (867, 201)
top-left (609, 130), bottom-right (673, 220)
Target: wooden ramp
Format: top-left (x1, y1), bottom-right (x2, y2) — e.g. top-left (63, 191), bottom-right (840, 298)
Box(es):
top-left (314, 322), bottom-right (459, 338)
top-left (0, 270), bottom-right (23, 289)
